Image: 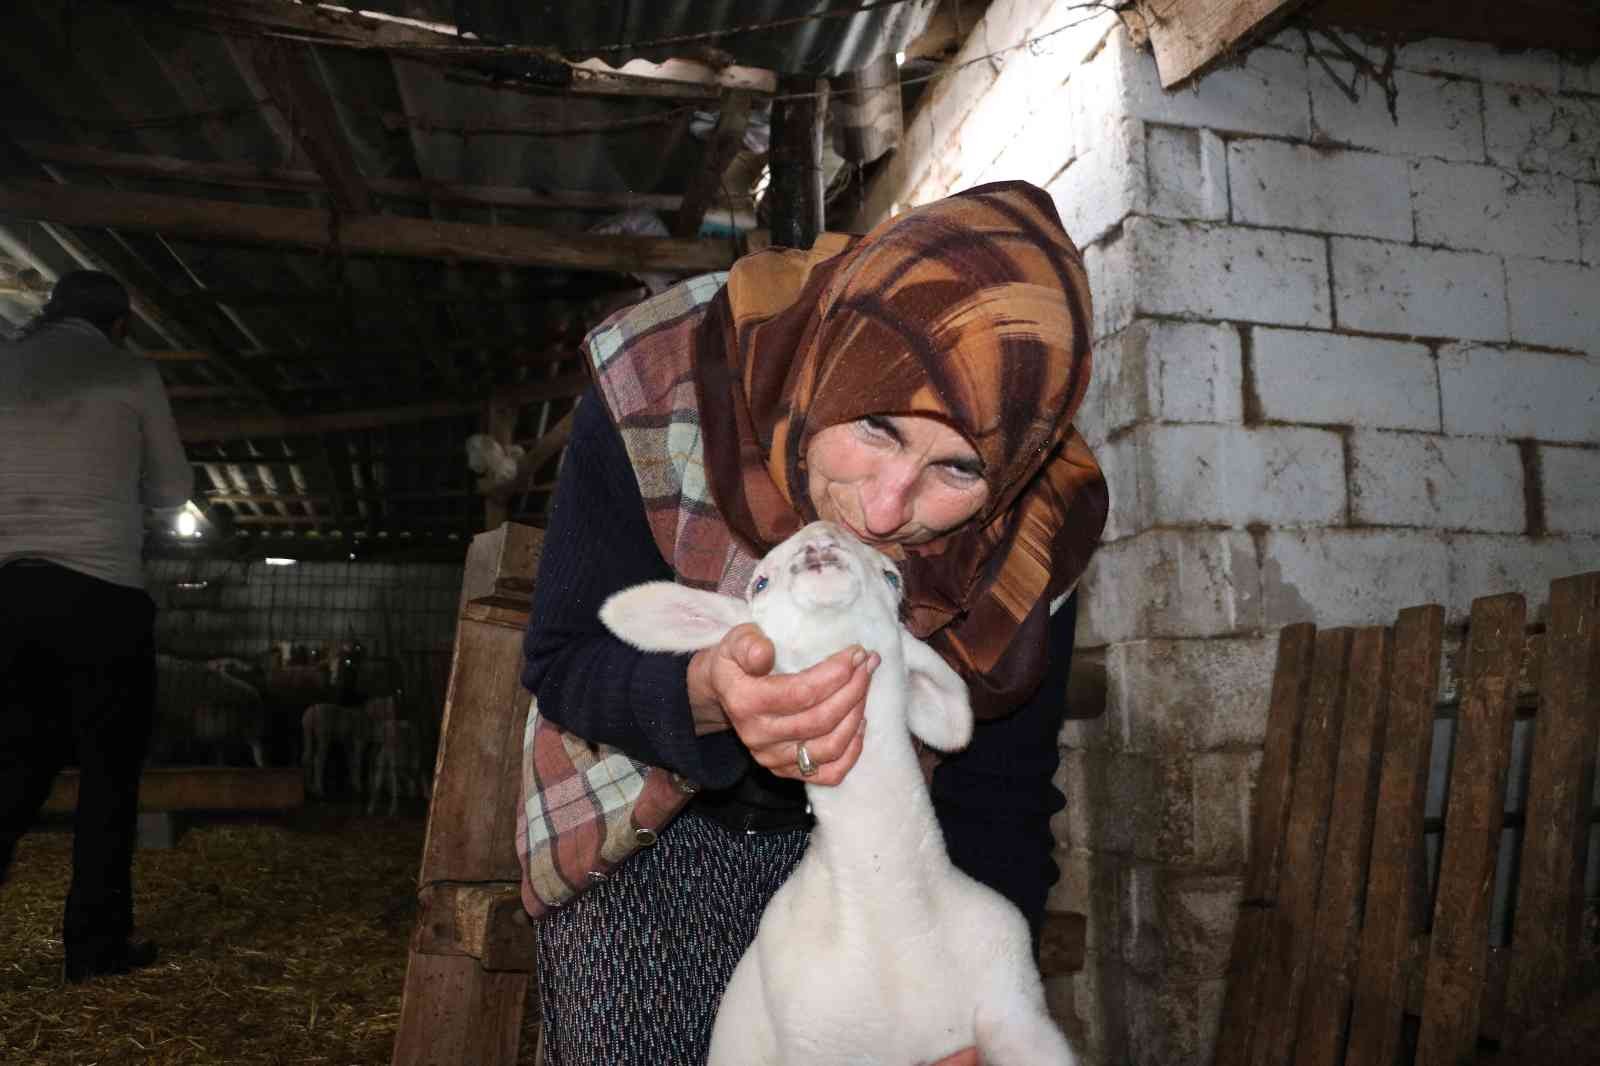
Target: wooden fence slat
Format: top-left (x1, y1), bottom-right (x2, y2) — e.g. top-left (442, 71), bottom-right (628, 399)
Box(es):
top-left (1214, 623), bottom-right (1318, 1066)
top-left (1416, 593), bottom-right (1527, 1066)
top-left (1506, 572), bottom-right (1600, 1027)
top-left (1294, 626), bottom-right (1394, 1066)
top-left (1346, 605), bottom-right (1445, 1066)
top-left (1250, 628), bottom-right (1355, 1066)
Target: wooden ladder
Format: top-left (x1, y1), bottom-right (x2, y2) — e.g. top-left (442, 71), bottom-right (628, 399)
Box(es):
top-left (1215, 571), bottom-right (1600, 1066)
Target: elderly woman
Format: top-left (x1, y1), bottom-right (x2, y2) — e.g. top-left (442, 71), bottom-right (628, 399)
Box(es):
top-left (521, 181), bottom-right (1107, 1064)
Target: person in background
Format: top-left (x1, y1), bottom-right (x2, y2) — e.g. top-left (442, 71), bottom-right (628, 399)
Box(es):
top-left (0, 270), bottom-right (191, 983)
top-left (521, 182), bottom-right (1107, 1064)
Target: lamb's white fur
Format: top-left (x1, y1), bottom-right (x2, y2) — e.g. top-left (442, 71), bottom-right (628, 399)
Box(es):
top-left (600, 521), bottom-right (1078, 1066)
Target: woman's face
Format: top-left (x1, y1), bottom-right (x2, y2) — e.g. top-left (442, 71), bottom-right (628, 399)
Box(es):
top-left (804, 414), bottom-right (990, 550)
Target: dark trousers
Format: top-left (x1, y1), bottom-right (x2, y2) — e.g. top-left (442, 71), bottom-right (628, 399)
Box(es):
top-left (0, 561), bottom-right (156, 956)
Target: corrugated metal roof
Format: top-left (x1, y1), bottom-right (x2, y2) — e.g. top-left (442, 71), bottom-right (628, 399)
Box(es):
top-left (360, 0), bottom-right (940, 75)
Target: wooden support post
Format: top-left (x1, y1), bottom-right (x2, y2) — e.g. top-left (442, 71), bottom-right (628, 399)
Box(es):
top-left (482, 397), bottom-right (518, 531)
top-left (392, 523), bottom-right (544, 1066)
top-left (767, 75), bottom-right (828, 250)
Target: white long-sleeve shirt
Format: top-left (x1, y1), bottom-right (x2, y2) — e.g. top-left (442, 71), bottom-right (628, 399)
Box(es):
top-left (0, 317), bottom-right (191, 589)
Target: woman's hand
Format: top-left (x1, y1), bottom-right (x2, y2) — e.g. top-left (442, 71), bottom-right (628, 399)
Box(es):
top-left (686, 622), bottom-right (876, 785)
top-left (928, 1050), bottom-right (979, 1065)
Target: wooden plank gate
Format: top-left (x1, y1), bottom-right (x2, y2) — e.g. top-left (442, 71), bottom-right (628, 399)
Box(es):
top-left (1216, 571), bottom-right (1600, 1066)
top-left (390, 522), bottom-right (1089, 1064)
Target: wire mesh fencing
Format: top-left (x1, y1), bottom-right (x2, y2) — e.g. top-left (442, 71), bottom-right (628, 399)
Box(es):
top-left (144, 557), bottom-right (464, 785)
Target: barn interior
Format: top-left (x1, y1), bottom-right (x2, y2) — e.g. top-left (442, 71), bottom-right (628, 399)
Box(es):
top-left (3, 0), bottom-right (1599, 1064)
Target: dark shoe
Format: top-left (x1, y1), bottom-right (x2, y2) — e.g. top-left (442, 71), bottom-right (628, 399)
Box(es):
top-left (63, 940), bottom-right (159, 984)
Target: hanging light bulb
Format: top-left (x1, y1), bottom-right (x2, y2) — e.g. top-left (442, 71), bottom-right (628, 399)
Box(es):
top-left (175, 511), bottom-right (199, 537)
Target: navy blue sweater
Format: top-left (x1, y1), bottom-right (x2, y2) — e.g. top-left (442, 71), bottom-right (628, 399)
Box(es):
top-left (522, 388), bottom-right (1077, 937)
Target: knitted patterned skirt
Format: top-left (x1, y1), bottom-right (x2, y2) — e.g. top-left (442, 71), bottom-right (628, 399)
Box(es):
top-left (533, 809), bottom-right (808, 1066)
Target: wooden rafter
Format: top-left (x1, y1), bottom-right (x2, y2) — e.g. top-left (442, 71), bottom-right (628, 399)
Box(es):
top-left (16, 141), bottom-right (696, 217)
top-left (1140, 0), bottom-right (1313, 87)
top-left (176, 372), bottom-right (588, 442)
top-left (247, 38), bottom-right (373, 213)
top-left (0, 179), bottom-right (737, 273)
top-left (672, 90), bottom-right (753, 238)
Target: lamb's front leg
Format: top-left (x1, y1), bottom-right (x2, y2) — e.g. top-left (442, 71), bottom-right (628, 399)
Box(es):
top-left (974, 977), bottom-right (1078, 1066)
top-left (707, 952), bottom-right (779, 1066)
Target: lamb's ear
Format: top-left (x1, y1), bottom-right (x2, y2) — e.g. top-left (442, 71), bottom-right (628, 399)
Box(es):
top-left (599, 582), bottom-right (752, 653)
top-left (901, 635), bottom-right (973, 752)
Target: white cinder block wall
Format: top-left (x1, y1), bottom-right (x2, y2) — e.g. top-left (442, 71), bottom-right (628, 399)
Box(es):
top-left (856, 5), bottom-right (1600, 1063)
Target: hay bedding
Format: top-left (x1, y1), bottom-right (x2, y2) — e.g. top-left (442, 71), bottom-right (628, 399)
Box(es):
top-left (0, 809), bottom-right (541, 1065)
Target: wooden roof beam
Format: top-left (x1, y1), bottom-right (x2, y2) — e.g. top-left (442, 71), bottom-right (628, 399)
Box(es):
top-left (15, 141), bottom-right (756, 222)
top-left (176, 371), bottom-right (588, 442)
top-left (247, 39), bottom-right (373, 214)
top-left (0, 178), bottom-right (737, 273)
top-left (672, 90), bottom-right (753, 238)
top-left (1142, 0), bottom-right (1314, 88)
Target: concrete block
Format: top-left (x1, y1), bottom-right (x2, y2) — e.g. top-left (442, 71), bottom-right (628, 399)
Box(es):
top-left (1129, 217), bottom-right (1331, 328)
top-left (1074, 753), bottom-right (1194, 863)
top-left (1262, 529), bottom-right (1451, 628)
top-left (1439, 345), bottom-right (1600, 443)
top-left (1143, 423), bottom-right (1347, 528)
top-left (1311, 66), bottom-right (1484, 162)
top-left (1541, 445), bottom-right (1600, 534)
top-left (1330, 237), bottom-right (1509, 341)
top-left (1445, 534), bottom-right (1600, 625)
top-left (1080, 531), bottom-right (1263, 644)
top-left (1252, 327), bottom-right (1440, 431)
top-left (1485, 85), bottom-right (1600, 182)
top-left (1085, 230), bottom-right (1137, 341)
top-left (1582, 183), bottom-right (1599, 267)
top-left (1123, 971), bottom-right (1205, 1066)
top-left (956, 56), bottom-right (1050, 187)
top-left (1057, 749), bottom-right (1098, 852)
top-left (1397, 37), bottom-right (1562, 90)
top-left (1193, 753), bottom-right (1261, 867)
top-left (1507, 258), bottom-right (1600, 352)
top-left (1564, 55), bottom-right (1600, 95)
top-left (1096, 319), bottom-right (1244, 436)
top-left (1164, 875), bottom-right (1244, 980)
top-left (1197, 978), bottom-right (1228, 1065)
top-left (1351, 430), bottom-right (1526, 533)
top-left (988, 110), bottom-right (1075, 189)
top-left (1146, 124), bottom-right (1229, 221)
top-left (1034, 1), bottom-right (1122, 69)
top-left (1092, 432), bottom-right (1142, 542)
top-left (1117, 35), bottom-right (1312, 140)
top-left (1228, 138), bottom-right (1412, 240)
top-left (1413, 160), bottom-right (1580, 261)
top-left (1046, 115), bottom-right (1146, 249)
top-left (1109, 636), bottom-right (1278, 752)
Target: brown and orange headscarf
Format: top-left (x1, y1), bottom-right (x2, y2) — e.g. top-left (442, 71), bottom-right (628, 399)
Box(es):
top-left (690, 181), bottom-right (1108, 720)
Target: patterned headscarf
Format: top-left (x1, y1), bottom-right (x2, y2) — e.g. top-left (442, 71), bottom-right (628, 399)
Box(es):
top-left (694, 181), bottom-right (1107, 719)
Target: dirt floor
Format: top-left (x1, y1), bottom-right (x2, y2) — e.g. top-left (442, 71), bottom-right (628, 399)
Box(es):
top-left (0, 804), bottom-right (541, 1065)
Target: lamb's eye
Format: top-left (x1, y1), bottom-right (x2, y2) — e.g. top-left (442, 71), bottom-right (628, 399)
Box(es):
top-left (752, 575), bottom-right (769, 595)
top-left (882, 570), bottom-right (901, 591)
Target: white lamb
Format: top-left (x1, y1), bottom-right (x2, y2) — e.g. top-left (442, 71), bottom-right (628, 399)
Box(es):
top-left (599, 520), bottom-right (1078, 1066)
